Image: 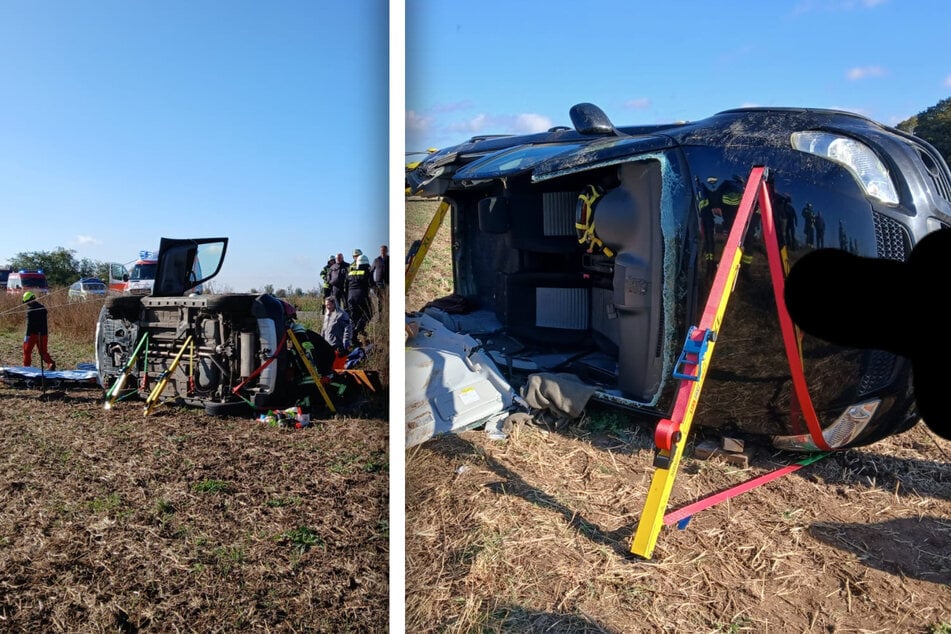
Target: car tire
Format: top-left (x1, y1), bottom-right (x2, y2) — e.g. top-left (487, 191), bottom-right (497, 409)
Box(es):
top-left (204, 399), bottom-right (251, 417)
top-left (104, 296), bottom-right (144, 321)
top-left (205, 294), bottom-right (256, 313)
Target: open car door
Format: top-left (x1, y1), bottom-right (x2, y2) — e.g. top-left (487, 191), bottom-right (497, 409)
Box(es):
top-left (153, 237), bottom-right (228, 297)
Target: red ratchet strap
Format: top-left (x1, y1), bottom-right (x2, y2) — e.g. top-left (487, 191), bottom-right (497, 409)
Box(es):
top-left (757, 180), bottom-right (831, 450)
top-left (653, 167), bottom-right (830, 454)
top-left (231, 330), bottom-right (289, 396)
top-left (664, 452), bottom-right (831, 528)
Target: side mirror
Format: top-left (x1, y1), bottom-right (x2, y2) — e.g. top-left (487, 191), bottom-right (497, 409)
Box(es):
top-left (569, 102), bottom-right (617, 136)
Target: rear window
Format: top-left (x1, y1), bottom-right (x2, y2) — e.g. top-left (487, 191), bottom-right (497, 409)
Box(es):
top-left (21, 276), bottom-right (48, 288)
top-left (83, 282), bottom-right (106, 291)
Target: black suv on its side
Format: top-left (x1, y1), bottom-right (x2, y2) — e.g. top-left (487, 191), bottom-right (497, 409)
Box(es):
top-left (95, 238), bottom-right (337, 416)
top-left (406, 102), bottom-right (951, 451)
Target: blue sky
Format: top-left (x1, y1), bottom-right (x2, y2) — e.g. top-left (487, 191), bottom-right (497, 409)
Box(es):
top-left (0, 1), bottom-right (388, 293)
top-left (405, 0), bottom-right (951, 155)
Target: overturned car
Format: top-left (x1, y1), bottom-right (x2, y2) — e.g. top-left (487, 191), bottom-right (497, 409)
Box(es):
top-left (406, 102), bottom-right (951, 450)
top-left (96, 237), bottom-right (367, 416)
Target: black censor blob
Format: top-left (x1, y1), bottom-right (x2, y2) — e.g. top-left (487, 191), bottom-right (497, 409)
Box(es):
top-left (784, 228), bottom-right (951, 441)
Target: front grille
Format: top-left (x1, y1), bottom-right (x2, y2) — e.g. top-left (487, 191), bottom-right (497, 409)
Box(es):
top-left (914, 144), bottom-right (951, 204)
top-left (859, 350), bottom-right (896, 396)
top-left (859, 212), bottom-right (910, 394)
top-left (872, 212), bottom-right (910, 262)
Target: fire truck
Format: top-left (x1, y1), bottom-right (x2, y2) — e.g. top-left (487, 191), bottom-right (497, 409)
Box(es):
top-left (108, 250), bottom-right (158, 296)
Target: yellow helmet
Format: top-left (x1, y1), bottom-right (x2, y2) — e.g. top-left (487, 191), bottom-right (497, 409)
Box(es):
top-left (22, 291), bottom-right (35, 303)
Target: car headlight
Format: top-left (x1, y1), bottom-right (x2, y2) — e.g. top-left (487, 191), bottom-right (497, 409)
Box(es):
top-left (791, 131), bottom-right (899, 205)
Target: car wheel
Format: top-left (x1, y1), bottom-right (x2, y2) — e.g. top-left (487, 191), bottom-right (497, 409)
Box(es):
top-left (205, 294), bottom-right (255, 313)
top-left (204, 399), bottom-right (251, 417)
top-left (104, 296), bottom-right (144, 321)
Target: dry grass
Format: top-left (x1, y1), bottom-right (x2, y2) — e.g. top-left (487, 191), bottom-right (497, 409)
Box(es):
top-left (405, 197), bottom-right (454, 313)
top-left (406, 408), bottom-right (951, 633)
top-left (0, 289), bottom-right (101, 365)
top-left (404, 196), bottom-right (951, 633)
top-left (0, 288), bottom-right (389, 632)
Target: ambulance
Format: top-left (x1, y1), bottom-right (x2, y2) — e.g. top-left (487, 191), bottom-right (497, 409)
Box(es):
top-left (108, 250), bottom-right (158, 296)
top-left (5, 269), bottom-right (50, 296)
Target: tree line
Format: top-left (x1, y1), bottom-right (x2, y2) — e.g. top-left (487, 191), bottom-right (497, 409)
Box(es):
top-left (897, 96), bottom-right (951, 161)
top-left (5, 247), bottom-right (109, 288)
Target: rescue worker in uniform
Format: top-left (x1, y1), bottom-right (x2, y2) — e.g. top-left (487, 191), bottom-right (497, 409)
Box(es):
top-left (319, 255), bottom-right (335, 299)
top-left (802, 202), bottom-right (817, 248)
top-left (717, 175), bottom-right (744, 234)
top-left (346, 249), bottom-right (374, 344)
top-left (815, 210), bottom-right (826, 248)
top-left (328, 252), bottom-right (350, 310)
top-left (771, 189), bottom-right (797, 251)
top-left (22, 291), bottom-right (56, 370)
top-left (696, 177), bottom-right (718, 266)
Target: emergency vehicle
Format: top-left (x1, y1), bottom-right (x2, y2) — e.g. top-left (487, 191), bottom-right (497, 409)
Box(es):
top-left (5, 269), bottom-right (49, 296)
top-left (108, 250), bottom-right (158, 296)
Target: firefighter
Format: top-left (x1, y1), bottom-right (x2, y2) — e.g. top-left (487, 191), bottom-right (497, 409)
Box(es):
top-left (22, 291), bottom-right (56, 371)
top-left (346, 250), bottom-right (374, 344)
top-left (717, 175), bottom-right (744, 233)
top-left (319, 255), bottom-right (335, 299)
top-left (697, 177), bottom-right (718, 264)
top-left (802, 202), bottom-right (817, 247)
top-left (815, 210), bottom-right (826, 248)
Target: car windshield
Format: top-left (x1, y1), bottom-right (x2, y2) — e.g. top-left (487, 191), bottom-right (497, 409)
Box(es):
top-left (22, 278), bottom-right (46, 288)
top-left (84, 282), bottom-right (105, 291)
top-left (130, 263), bottom-right (157, 281)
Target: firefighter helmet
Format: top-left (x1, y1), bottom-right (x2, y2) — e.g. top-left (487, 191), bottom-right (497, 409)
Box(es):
top-left (22, 291), bottom-right (35, 303)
